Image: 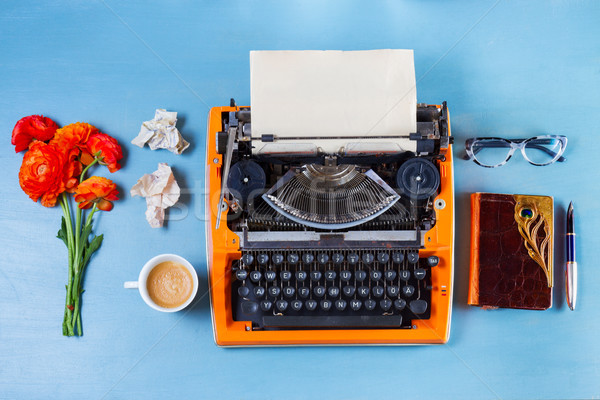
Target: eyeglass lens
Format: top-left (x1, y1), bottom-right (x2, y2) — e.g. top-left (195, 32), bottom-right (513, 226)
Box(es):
top-left (523, 137), bottom-right (564, 165)
top-left (471, 139), bottom-right (512, 167)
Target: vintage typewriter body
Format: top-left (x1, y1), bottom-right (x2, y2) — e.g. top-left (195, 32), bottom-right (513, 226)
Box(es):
top-left (205, 101), bottom-right (454, 346)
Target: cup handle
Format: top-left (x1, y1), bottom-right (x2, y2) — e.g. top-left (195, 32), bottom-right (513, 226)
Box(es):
top-left (124, 281), bottom-right (139, 289)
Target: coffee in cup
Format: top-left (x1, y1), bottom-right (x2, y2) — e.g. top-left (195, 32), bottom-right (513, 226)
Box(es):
top-left (124, 254), bottom-right (198, 312)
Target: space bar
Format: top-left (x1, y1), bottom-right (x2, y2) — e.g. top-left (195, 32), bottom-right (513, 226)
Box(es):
top-left (262, 315), bottom-right (402, 328)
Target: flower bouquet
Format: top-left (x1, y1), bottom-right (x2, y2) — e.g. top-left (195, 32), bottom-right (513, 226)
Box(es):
top-left (12, 115), bottom-right (123, 336)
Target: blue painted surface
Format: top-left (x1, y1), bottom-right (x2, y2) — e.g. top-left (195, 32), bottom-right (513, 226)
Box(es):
top-left (1, 1), bottom-right (599, 399)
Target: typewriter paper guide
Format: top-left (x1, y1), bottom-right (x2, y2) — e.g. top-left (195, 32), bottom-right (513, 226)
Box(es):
top-left (250, 49), bottom-right (417, 155)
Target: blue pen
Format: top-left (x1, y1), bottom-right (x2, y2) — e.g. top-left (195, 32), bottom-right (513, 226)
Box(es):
top-left (566, 202), bottom-right (577, 310)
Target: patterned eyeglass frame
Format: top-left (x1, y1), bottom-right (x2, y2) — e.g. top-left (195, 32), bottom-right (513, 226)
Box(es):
top-left (463, 135), bottom-right (568, 168)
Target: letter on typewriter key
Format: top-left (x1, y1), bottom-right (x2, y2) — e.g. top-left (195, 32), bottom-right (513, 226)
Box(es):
top-left (249, 270), bottom-right (262, 283)
top-left (291, 300), bottom-right (303, 311)
top-left (298, 287), bottom-right (310, 298)
top-left (295, 270), bottom-right (307, 282)
top-left (325, 270), bottom-right (337, 281)
top-left (335, 299), bottom-right (347, 311)
top-left (320, 300), bottom-right (332, 311)
top-left (253, 286), bottom-right (265, 298)
top-left (305, 300), bottom-right (317, 311)
top-left (340, 270), bottom-right (352, 281)
top-left (276, 300), bottom-right (288, 312)
top-left (260, 300), bottom-right (272, 311)
top-left (265, 270), bottom-right (276, 282)
top-left (350, 299), bottom-right (362, 311)
top-left (280, 271), bottom-right (292, 282)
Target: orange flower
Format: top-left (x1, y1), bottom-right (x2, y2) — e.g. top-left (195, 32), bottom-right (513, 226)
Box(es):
top-left (18, 141), bottom-right (68, 207)
top-left (84, 132), bottom-right (123, 173)
top-left (74, 176), bottom-right (119, 211)
top-left (50, 122), bottom-right (98, 152)
top-left (12, 115), bottom-right (59, 152)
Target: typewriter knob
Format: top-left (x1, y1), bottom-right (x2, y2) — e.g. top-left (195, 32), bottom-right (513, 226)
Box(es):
top-left (427, 255), bottom-right (440, 267)
top-left (396, 158), bottom-right (440, 200)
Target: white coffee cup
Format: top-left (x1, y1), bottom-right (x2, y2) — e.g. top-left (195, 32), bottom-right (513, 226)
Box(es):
top-left (124, 254), bottom-right (198, 312)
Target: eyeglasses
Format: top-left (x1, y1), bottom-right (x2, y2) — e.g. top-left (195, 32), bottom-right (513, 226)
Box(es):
top-left (463, 135), bottom-right (567, 168)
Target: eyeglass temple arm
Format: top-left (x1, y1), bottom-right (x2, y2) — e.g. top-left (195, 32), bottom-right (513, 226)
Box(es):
top-left (463, 142), bottom-right (566, 162)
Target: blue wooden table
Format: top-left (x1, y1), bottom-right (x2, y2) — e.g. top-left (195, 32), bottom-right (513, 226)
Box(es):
top-left (1, 1), bottom-right (599, 399)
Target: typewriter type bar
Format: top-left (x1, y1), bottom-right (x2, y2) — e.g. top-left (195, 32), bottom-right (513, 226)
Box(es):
top-left (205, 102), bottom-right (454, 346)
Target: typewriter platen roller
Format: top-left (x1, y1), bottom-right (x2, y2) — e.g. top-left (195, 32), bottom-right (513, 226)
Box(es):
top-left (205, 100), bottom-right (454, 346)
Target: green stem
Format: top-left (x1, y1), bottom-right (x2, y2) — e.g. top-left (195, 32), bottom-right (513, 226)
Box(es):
top-left (60, 193), bottom-right (75, 336)
top-left (80, 158), bottom-right (98, 183)
top-left (70, 204), bottom-right (98, 335)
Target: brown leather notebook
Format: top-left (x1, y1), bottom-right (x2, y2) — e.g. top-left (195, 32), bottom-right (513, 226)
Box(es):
top-left (468, 193), bottom-right (554, 310)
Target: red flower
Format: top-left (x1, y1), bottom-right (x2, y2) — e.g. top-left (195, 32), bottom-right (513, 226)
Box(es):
top-left (11, 115), bottom-right (59, 152)
top-left (50, 122), bottom-right (98, 152)
top-left (74, 176), bottom-right (119, 211)
top-left (18, 141), bottom-right (68, 207)
top-left (84, 132), bottom-right (123, 173)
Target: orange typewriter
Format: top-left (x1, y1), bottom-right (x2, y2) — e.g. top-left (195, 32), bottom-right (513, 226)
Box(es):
top-left (205, 50), bottom-right (454, 346)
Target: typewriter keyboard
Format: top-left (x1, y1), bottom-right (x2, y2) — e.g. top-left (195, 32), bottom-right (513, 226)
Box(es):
top-left (232, 249), bottom-right (436, 329)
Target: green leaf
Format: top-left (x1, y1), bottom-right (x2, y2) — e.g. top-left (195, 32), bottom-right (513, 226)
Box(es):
top-left (82, 234), bottom-right (104, 267)
top-left (57, 217), bottom-right (69, 247)
top-left (77, 224), bottom-right (94, 260)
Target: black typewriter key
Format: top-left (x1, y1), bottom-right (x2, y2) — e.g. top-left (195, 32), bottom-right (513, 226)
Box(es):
top-left (380, 299), bottom-right (392, 311)
top-left (295, 270), bottom-right (307, 282)
top-left (265, 270), bottom-right (276, 282)
top-left (257, 253), bottom-right (269, 265)
top-left (317, 253), bottom-right (329, 265)
top-left (370, 270), bottom-right (382, 281)
top-left (310, 271), bottom-right (322, 281)
top-left (237, 286), bottom-right (250, 297)
top-left (305, 299), bottom-right (317, 311)
top-left (272, 253), bottom-right (284, 265)
top-left (298, 287), bottom-right (310, 298)
top-left (343, 285), bottom-right (356, 297)
top-left (372, 286), bottom-right (384, 298)
top-left (409, 299), bottom-right (428, 315)
top-left (358, 286), bottom-right (370, 298)
top-left (340, 270), bottom-right (352, 281)
top-left (320, 299), bottom-right (332, 311)
top-left (399, 270), bottom-right (411, 281)
top-left (332, 253), bottom-right (344, 264)
top-left (355, 270), bottom-right (367, 282)
top-left (268, 286), bottom-right (281, 297)
top-left (362, 253), bottom-right (375, 265)
top-left (364, 299), bottom-right (376, 311)
top-left (253, 286), bottom-right (265, 298)
top-left (328, 286), bottom-right (340, 298)
top-left (414, 268), bottom-right (427, 280)
top-left (335, 299), bottom-right (347, 311)
top-left (235, 269), bottom-right (248, 280)
top-left (384, 269), bottom-right (397, 281)
top-left (280, 271), bottom-right (292, 282)
top-left (325, 270), bottom-right (337, 281)
top-left (394, 298), bottom-right (407, 310)
top-left (241, 254), bottom-right (254, 266)
top-left (350, 299), bottom-right (362, 311)
top-left (347, 253), bottom-right (359, 265)
top-left (407, 252), bottom-right (419, 264)
top-left (276, 300), bottom-right (288, 312)
top-left (283, 286), bottom-right (295, 298)
top-left (313, 286), bottom-right (326, 297)
top-left (291, 299), bottom-right (303, 311)
top-left (427, 255), bottom-right (439, 267)
top-left (377, 252), bottom-right (389, 264)
top-left (260, 300), bottom-right (273, 311)
top-left (392, 252), bottom-right (404, 264)
top-left (302, 253), bottom-right (314, 264)
top-left (287, 253), bottom-right (300, 265)
top-left (241, 301), bottom-right (259, 314)
top-left (386, 285), bottom-right (400, 297)
top-left (402, 285), bottom-right (415, 297)
top-left (249, 271), bottom-right (262, 283)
